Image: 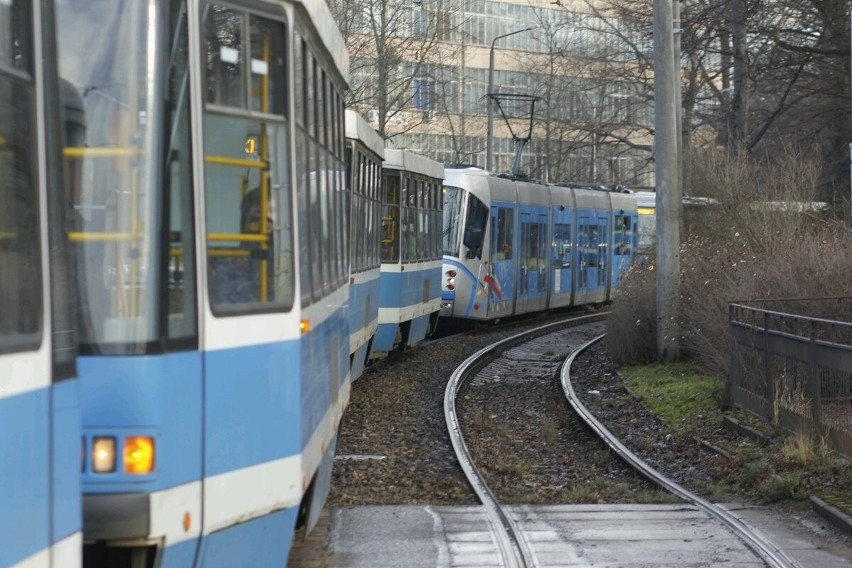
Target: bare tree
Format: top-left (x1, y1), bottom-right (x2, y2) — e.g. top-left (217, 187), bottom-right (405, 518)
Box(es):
top-left (329, 0), bottom-right (461, 141)
top-left (523, 2), bottom-right (657, 186)
top-left (562, 0), bottom-right (850, 203)
top-left (332, 0), bottom-right (850, 203)
top-left (745, 0), bottom-right (851, 204)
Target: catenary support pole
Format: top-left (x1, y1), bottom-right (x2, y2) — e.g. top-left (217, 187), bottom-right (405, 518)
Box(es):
top-left (654, 0), bottom-right (681, 362)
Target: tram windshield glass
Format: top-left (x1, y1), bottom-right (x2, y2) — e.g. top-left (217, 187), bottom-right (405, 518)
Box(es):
top-left (442, 185), bottom-right (463, 257)
top-left (56, 0), bottom-right (196, 354)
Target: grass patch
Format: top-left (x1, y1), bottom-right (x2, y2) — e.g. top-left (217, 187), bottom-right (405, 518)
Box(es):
top-left (617, 363), bottom-right (852, 506)
top-left (620, 363), bottom-right (725, 436)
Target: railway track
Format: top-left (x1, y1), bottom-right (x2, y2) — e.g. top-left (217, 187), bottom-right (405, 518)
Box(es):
top-left (287, 313), bottom-right (852, 566)
top-left (445, 315), bottom-right (802, 568)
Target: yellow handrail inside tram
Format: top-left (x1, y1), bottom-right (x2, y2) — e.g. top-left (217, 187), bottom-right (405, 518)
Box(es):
top-left (205, 155), bottom-right (268, 169)
top-left (207, 232), bottom-right (270, 243)
top-left (68, 231), bottom-right (138, 242)
top-left (64, 146), bottom-right (144, 158)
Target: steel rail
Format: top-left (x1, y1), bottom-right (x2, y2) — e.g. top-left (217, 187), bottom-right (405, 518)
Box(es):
top-left (561, 334), bottom-right (803, 568)
top-left (444, 312), bottom-right (607, 568)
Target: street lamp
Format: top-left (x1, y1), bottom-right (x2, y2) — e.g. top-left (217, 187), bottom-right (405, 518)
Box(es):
top-left (486, 25), bottom-right (538, 172)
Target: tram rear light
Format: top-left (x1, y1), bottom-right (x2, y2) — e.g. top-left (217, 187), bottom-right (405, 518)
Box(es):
top-left (446, 284), bottom-right (455, 291)
top-left (124, 436), bottom-right (155, 475)
top-left (445, 270), bottom-right (457, 278)
top-left (92, 437), bottom-right (116, 473)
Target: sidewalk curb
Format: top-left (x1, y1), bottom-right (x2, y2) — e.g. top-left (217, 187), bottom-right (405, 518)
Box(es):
top-left (811, 496), bottom-right (852, 537)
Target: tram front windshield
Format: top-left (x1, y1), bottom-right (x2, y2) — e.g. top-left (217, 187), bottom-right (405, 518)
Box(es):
top-left (56, 0), bottom-right (195, 354)
top-left (442, 186), bottom-right (463, 257)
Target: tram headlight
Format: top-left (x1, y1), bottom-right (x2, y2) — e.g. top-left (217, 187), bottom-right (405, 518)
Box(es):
top-left (92, 437), bottom-right (117, 473)
top-left (445, 269), bottom-right (457, 290)
top-left (124, 436), bottom-right (155, 475)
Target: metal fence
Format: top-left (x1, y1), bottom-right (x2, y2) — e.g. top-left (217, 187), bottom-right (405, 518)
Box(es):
top-left (729, 297), bottom-right (852, 457)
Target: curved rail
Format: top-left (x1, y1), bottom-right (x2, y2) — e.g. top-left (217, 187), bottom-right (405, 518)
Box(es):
top-left (561, 335), bottom-right (803, 568)
top-left (444, 312), bottom-right (608, 568)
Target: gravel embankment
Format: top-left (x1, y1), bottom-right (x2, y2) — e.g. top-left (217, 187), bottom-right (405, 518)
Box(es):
top-left (329, 317), bottom-right (719, 507)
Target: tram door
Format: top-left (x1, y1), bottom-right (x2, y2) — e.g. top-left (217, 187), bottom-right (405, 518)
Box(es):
top-left (551, 208), bottom-right (573, 306)
top-left (517, 210), bottom-right (548, 312)
top-left (487, 204), bottom-right (515, 317)
top-left (576, 213), bottom-right (608, 304)
top-left (0, 1), bottom-right (81, 566)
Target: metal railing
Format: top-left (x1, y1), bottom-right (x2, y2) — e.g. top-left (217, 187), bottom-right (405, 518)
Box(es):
top-left (729, 297), bottom-right (852, 457)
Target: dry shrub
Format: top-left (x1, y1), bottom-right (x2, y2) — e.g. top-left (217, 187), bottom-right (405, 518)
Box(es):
top-left (606, 263), bottom-right (657, 365)
top-left (608, 143), bottom-right (852, 374)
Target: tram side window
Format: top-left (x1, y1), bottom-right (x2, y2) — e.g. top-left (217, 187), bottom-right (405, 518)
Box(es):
top-left (435, 181), bottom-right (444, 260)
top-left (203, 7), bottom-right (294, 313)
top-left (587, 224), bottom-right (600, 267)
top-left (381, 172), bottom-right (400, 262)
top-left (430, 179), bottom-right (441, 260)
top-left (416, 180), bottom-right (424, 260)
top-left (419, 179), bottom-right (435, 260)
top-left (401, 175), bottom-right (416, 263)
top-left (205, 6), bottom-right (245, 108)
top-left (347, 148), bottom-right (359, 271)
top-left (334, 93), bottom-right (347, 288)
top-left (0, 8), bottom-right (42, 349)
top-left (0, 1), bottom-right (30, 72)
top-left (354, 152), bottom-right (366, 272)
top-left (309, 139), bottom-right (324, 297)
top-left (614, 214), bottom-right (631, 255)
top-left (494, 207), bottom-right (513, 260)
top-left (431, 181), bottom-right (437, 260)
top-left (553, 223), bottom-right (571, 267)
top-left (369, 161), bottom-right (380, 268)
top-left (165, 3), bottom-right (196, 341)
top-left (522, 222), bottom-right (546, 270)
top-left (577, 223), bottom-right (589, 286)
top-left (596, 218), bottom-right (608, 285)
top-left (307, 55), bottom-right (346, 296)
top-left (318, 80), bottom-right (332, 291)
top-left (294, 35), bottom-right (311, 305)
top-left (463, 194), bottom-right (488, 260)
top-left (250, 15), bottom-right (287, 116)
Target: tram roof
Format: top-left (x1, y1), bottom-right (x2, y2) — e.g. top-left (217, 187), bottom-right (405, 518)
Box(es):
top-left (294, 0), bottom-right (349, 85)
top-left (345, 110), bottom-right (385, 159)
top-left (384, 149), bottom-right (444, 181)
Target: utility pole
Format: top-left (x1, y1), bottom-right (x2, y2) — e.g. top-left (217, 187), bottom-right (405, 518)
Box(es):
top-left (653, 0), bottom-right (681, 362)
top-left (673, 0), bottom-right (683, 198)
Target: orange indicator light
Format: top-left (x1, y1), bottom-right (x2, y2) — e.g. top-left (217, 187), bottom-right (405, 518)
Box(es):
top-left (124, 436), bottom-right (155, 474)
top-left (300, 319), bottom-right (310, 334)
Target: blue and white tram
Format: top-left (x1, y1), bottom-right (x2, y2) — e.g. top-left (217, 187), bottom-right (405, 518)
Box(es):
top-left (440, 167), bottom-right (637, 321)
top-left (371, 150), bottom-right (444, 358)
top-left (56, 0), bottom-right (350, 565)
top-left (0, 1), bottom-right (81, 566)
top-left (344, 110), bottom-right (383, 380)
